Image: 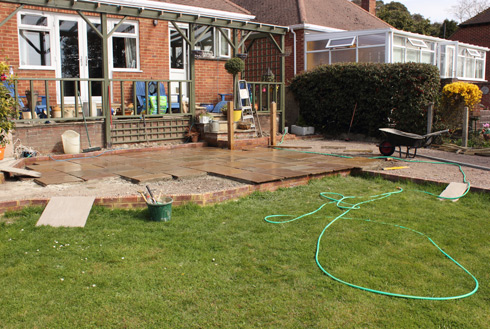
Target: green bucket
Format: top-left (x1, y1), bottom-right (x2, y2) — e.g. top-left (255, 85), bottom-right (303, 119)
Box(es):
top-left (147, 197), bottom-right (173, 222)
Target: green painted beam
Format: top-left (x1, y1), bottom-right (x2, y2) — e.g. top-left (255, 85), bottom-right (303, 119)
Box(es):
top-left (0, 4), bottom-right (23, 28)
top-left (1, 0), bottom-right (288, 34)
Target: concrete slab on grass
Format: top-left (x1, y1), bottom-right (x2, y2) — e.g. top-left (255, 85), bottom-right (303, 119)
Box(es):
top-left (439, 182), bottom-right (468, 202)
top-left (36, 196), bottom-right (95, 227)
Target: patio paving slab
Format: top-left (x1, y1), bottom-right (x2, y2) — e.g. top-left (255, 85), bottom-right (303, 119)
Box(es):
top-left (160, 168), bottom-right (207, 179)
top-left (36, 196), bottom-right (95, 227)
top-left (34, 174), bottom-right (84, 186)
top-left (22, 146), bottom-right (366, 187)
top-left (119, 172), bottom-right (173, 184)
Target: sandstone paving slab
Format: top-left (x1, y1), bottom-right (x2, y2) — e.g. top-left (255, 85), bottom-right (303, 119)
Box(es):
top-left (36, 196), bottom-right (95, 227)
top-left (160, 167), bottom-right (207, 179)
top-left (34, 174), bottom-right (84, 186)
top-left (120, 172), bottom-right (173, 184)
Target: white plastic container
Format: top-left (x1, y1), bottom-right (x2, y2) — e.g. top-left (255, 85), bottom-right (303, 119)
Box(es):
top-left (199, 115), bottom-right (211, 124)
top-left (61, 130), bottom-right (80, 154)
top-left (291, 125), bottom-right (315, 136)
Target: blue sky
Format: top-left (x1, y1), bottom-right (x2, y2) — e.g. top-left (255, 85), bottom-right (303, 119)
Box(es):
top-left (398, 0), bottom-right (460, 23)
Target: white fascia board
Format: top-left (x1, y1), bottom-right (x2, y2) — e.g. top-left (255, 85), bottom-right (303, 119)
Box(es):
top-left (289, 23), bottom-right (345, 33)
top-left (89, 0), bottom-right (256, 21)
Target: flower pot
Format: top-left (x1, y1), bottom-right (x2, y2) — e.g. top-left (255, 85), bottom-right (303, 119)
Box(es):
top-left (191, 135), bottom-right (199, 143)
top-left (233, 110), bottom-right (242, 122)
top-left (52, 109), bottom-right (62, 118)
top-left (199, 116), bottom-right (211, 124)
top-left (0, 145), bottom-right (5, 160)
top-left (22, 111), bottom-right (32, 119)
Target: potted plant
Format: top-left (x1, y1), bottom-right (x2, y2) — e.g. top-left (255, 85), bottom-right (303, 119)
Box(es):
top-left (0, 61), bottom-right (18, 159)
top-left (224, 57), bottom-right (245, 121)
top-left (482, 123), bottom-right (490, 141)
top-left (199, 112), bottom-right (213, 124)
top-left (185, 125), bottom-right (200, 143)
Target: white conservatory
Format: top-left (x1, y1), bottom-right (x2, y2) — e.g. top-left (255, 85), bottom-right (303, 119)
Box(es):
top-left (305, 28), bottom-right (489, 81)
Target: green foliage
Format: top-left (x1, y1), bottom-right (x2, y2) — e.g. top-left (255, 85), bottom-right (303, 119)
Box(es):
top-left (224, 57), bottom-right (245, 75)
top-left (1, 176), bottom-right (489, 328)
top-left (289, 63), bottom-right (441, 136)
top-left (0, 61), bottom-right (17, 147)
top-left (373, 1), bottom-right (459, 38)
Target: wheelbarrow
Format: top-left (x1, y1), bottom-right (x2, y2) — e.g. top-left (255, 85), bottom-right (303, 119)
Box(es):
top-left (378, 128), bottom-right (449, 158)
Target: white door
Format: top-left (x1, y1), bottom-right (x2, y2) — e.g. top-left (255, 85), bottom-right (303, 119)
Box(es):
top-left (56, 17), bottom-right (103, 105)
top-left (169, 25), bottom-right (188, 103)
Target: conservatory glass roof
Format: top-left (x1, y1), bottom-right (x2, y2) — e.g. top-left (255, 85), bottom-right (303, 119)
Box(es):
top-left (305, 28), bottom-right (489, 81)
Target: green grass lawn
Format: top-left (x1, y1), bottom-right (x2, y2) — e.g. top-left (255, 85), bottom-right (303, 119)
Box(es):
top-left (1, 175), bottom-right (489, 328)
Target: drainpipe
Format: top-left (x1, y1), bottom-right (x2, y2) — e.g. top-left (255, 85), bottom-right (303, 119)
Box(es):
top-left (290, 27), bottom-right (297, 75)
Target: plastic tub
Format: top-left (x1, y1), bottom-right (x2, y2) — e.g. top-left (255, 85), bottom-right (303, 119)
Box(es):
top-left (147, 197), bottom-right (173, 222)
top-left (61, 130), bottom-right (80, 154)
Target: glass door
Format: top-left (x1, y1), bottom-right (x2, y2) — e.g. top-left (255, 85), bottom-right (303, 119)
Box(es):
top-left (57, 17), bottom-right (102, 105)
top-left (169, 26), bottom-right (188, 104)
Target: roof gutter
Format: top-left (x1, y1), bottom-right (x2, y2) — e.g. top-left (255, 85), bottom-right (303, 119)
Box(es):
top-left (289, 23), bottom-right (345, 33)
top-left (87, 0), bottom-right (256, 21)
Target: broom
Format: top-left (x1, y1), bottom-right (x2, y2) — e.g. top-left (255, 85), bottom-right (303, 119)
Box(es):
top-left (78, 91), bottom-right (102, 153)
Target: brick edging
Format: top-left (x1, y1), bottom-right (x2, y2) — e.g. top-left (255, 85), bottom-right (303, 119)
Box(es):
top-left (0, 170), bottom-right (351, 214)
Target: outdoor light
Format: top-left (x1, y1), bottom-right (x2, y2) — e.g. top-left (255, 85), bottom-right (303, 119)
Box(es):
top-left (153, 19), bottom-right (158, 26)
top-left (236, 53), bottom-right (248, 60)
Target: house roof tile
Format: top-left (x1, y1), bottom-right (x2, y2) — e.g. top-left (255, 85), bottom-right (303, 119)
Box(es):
top-left (230, 0), bottom-right (390, 30)
top-left (460, 7), bottom-right (490, 26)
top-left (157, 0), bottom-right (251, 15)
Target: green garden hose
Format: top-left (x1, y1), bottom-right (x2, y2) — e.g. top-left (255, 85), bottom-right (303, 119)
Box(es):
top-left (268, 137), bottom-right (478, 299)
top-left (265, 188), bottom-right (479, 300)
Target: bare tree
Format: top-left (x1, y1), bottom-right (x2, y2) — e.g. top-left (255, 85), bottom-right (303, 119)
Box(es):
top-left (451, 0), bottom-right (490, 22)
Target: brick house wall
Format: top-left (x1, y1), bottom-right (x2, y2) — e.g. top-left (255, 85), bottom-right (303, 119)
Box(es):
top-left (1, 4), bottom-right (236, 154)
top-left (284, 29), bottom-right (306, 84)
top-left (450, 24), bottom-right (490, 111)
top-left (0, 4), bottom-right (233, 106)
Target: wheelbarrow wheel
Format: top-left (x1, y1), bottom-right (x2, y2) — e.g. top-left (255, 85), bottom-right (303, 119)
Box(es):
top-left (379, 141), bottom-right (395, 156)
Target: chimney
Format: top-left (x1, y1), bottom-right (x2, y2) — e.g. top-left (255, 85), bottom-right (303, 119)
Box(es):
top-left (361, 0), bottom-right (376, 15)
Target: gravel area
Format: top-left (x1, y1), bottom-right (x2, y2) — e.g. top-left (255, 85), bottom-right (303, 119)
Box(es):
top-left (279, 138), bottom-right (490, 191)
top-left (0, 138), bottom-right (489, 202)
top-left (0, 174), bottom-right (247, 202)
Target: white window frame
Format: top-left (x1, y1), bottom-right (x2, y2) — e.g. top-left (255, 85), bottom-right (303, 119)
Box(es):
top-left (17, 11), bottom-right (55, 70)
top-left (467, 48), bottom-right (481, 57)
top-left (217, 28), bottom-right (231, 58)
top-left (194, 26), bottom-right (231, 59)
top-left (108, 20), bottom-right (140, 72)
top-left (408, 38), bottom-right (428, 48)
top-left (325, 37), bottom-right (356, 48)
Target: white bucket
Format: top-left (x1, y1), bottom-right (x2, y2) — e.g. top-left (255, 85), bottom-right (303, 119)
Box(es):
top-left (61, 130), bottom-right (80, 154)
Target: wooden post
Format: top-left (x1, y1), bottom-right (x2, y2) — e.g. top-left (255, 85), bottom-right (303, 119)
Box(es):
top-left (227, 101), bottom-right (235, 150)
top-left (270, 101), bottom-right (277, 146)
top-left (427, 102), bottom-right (434, 134)
top-left (462, 106), bottom-right (469, 147)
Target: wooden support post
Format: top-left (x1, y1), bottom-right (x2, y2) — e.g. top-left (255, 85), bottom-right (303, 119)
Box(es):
top-left (427, 102), bottom-right (434, 134)
top-left (270, 101), bottom-right (277, 146)
top-left (462, 106), bottom-right (469, 148)
top-left (227, 101), bottom-right (235, 150)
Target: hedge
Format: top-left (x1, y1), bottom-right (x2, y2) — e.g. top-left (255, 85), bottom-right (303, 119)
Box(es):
top-left (289, 63), bottom-right (441, 136)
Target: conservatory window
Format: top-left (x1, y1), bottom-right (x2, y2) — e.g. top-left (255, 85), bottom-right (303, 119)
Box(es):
top-left (408, 38), bottom-right (428, 48)
top-left (326, 37), bottom-right (356, 48)
top-left (112, 22), bottom-right (138, 69)
top-left (467, 49), bottom-right (481, 57)
top-left (18, 14), bottom-right (52, 67)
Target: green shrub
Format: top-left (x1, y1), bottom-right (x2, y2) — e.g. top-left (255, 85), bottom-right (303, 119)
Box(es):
top-left (289, 63), bottom-right (440, 136)
top-left (224, 57), bottom-right (245, 75)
